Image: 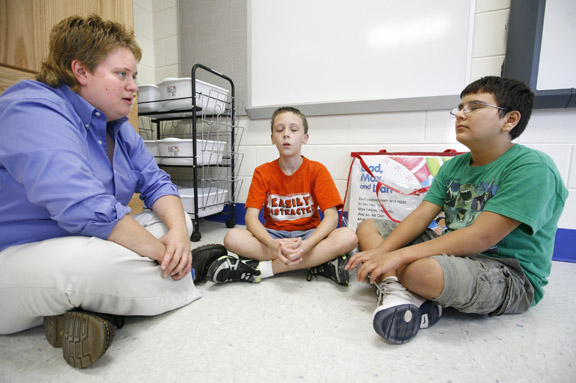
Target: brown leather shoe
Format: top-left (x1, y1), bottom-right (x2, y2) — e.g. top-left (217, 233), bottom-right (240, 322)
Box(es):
top-left (44, 314), bottom-right (65, 347)
top-left (44, 311), bottom-right (124, 368)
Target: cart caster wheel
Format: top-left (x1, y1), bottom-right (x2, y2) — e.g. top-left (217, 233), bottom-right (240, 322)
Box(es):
top-left (191, 232), bottom-right (202, 242)
top-left (225, 220), bottom-right (236, 228)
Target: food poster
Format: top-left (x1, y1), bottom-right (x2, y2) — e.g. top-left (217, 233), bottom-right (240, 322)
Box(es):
top-left (347, 152), bottom-right (458, 233)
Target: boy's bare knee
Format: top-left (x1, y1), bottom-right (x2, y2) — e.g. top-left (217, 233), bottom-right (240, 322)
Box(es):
top-left (335, 227), bottom-right (358, 251)
top-left (356, 219), bottom-right (385, 251)
top-left (399, 258), bottom-right (444, 299)
top-left (223, 228), bottom-right (244, 250)
top-left (347, 228), bottom-right (359, 247)
top-left (356, 219), bottom-right (376, 237)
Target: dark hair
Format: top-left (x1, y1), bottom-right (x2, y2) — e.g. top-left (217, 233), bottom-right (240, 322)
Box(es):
top-left (460, 76), bottom-right (534, 139)
top-left (36, 14), bottom-right (142, 91)
top-left (270, 106), bottom-right (309, 134)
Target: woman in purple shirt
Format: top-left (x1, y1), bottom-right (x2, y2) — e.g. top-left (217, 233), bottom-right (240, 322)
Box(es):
top-left (0, 15), bottom-right (218, 368)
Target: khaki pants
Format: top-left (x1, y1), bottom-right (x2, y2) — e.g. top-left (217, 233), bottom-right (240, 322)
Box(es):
top-left (0, 212), bottom-right (201, 334)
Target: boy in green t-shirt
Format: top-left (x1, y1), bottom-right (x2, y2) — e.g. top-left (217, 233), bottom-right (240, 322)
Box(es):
top-left (346, 76), bottom-right (568, 344)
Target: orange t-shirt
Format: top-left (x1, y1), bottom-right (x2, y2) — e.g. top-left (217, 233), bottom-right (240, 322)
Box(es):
top-left (245, 157), bottom-right (343, 231)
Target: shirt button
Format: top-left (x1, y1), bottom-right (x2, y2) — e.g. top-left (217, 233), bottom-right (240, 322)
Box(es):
top-left (84, 124), bottom-right (89, 128)
top-left (95, 112), bottom-right (101, 117)
top-left (98, 140), bottom-right (103, 145)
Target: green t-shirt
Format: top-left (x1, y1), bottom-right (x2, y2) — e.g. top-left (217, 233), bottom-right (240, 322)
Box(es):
top-left (424, 144), bottom-right (568, 304)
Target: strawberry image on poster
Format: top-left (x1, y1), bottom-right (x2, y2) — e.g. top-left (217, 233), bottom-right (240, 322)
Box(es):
top-left (389, 156), bottom-right (431, 184)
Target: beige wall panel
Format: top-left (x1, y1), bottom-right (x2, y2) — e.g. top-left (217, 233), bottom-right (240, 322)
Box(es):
top-left (99, 0), bottom-right (133, 25)
top-left (1, 0), bottom-right (134, 72)
top-left (0, 65), bottom-right (34, 94)
top-left (0, 0), bottom-right (46, 72)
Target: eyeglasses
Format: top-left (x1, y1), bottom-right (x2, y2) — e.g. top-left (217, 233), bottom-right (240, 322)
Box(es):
top-left (449, 101), bottom-right (511, 118)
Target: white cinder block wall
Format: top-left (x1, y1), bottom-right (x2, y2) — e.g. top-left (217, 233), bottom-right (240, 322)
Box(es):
top-left (134, 0), bottom-right (180, 84)
top-left (133, 0), bottom-right (576, 230)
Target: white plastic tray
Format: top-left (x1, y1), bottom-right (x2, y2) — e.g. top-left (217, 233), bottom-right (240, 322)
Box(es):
top-left (178, 187), bottom-right (229, 217)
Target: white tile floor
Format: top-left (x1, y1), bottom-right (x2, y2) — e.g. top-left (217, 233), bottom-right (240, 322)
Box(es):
top-left (1, 220), bottom-right (575, 383)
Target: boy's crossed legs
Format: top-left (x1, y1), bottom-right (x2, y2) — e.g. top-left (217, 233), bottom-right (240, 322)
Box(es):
top-left (208, 226), bottom-right (357, 285)
top-left (355, 219), bottom-right (443, 344)
top-left (354, 219), bottom-right (533, 344)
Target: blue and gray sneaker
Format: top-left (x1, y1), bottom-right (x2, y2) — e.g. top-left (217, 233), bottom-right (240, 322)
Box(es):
top-left (306, 255), bottom-right (349, 286)
top-left (207, 255), bottom-right (262, 283)
top-left (373, 276), bottom-right (442, 344)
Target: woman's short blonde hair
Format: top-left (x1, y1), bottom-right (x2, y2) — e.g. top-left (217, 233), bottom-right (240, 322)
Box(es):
top-left (36, 14), bottom-right (142, 91)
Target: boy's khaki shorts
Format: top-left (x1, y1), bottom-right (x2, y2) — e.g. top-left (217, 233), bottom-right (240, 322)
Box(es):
top-left (372, 219), bottom-right (534, 316)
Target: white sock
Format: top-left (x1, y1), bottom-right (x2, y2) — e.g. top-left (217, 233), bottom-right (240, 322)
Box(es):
top-left (257, 260), bottom-right (274, 279)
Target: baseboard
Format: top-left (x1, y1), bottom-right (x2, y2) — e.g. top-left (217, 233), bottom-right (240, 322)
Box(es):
top-left (206, 204), bottom-right (575, 263)
top-left (204, 203), bottom-right (247, 226)
top-left (552, 228), bottom-right (575, 263)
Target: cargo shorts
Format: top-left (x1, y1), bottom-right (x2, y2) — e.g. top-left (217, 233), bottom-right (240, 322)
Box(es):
top-left (373, 219), bottom-right (534, 316)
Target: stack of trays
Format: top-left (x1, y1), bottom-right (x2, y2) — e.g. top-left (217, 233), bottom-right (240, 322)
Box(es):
top-left (144, 138), bottom-right (225, 166)
top-left (144, 140), bottom-right (162, 164)
top-left (137, 85), bottom-right (162, 113)
top-left (137, 78), bottom-right (229, 116)
top-left (178, 187), bottom-right (229, 217)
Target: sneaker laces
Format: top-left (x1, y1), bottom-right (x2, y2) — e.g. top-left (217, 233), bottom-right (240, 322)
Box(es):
top-left (224, 257), bottom-right (260, 282)
top-left (306, 264), bottom-right (327, 281)
top-left (307, 256), bottom-right (340, 281)
top-left (375, 278), bottom-right (413, 306)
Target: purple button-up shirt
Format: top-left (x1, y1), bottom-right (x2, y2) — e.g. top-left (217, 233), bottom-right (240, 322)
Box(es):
top-left (0, 80), bottom-right (178, 251)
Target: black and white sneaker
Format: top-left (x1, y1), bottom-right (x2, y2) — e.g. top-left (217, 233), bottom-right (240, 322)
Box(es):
top-left (191, 244), bottom-right (228, 284)
top-left (306, 255), bottom-right (349, 286)
top-left (373, 276), bottom-right (442, 344)
top-left (207, 255), bottom-right (262, 283)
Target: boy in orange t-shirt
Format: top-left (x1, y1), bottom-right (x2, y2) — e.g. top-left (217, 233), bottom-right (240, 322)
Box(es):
top-left (207, 107), bottom-right (358, 285)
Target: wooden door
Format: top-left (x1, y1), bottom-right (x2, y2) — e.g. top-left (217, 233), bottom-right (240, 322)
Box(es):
top-left (0, 0), bottom-right (143, 213)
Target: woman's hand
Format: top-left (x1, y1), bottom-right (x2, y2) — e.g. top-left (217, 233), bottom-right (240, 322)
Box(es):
top-left (159, 228), bottom-right (191, 280)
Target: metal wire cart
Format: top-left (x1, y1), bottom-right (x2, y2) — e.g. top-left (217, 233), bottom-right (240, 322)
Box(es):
top-left (138, 63), bottom-right (243, 241)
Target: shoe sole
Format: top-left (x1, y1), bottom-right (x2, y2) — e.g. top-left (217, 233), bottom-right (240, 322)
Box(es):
top-left (62, 311), bottom-right (115, 369)
top-left (373, 304), bottom-right (420, 344)
top-left (419, 301), bottom-right (442, 329)
top-left (44, 315), bottom-right (65, 348)
top-left (337, 256), bottom-right (349, 286)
